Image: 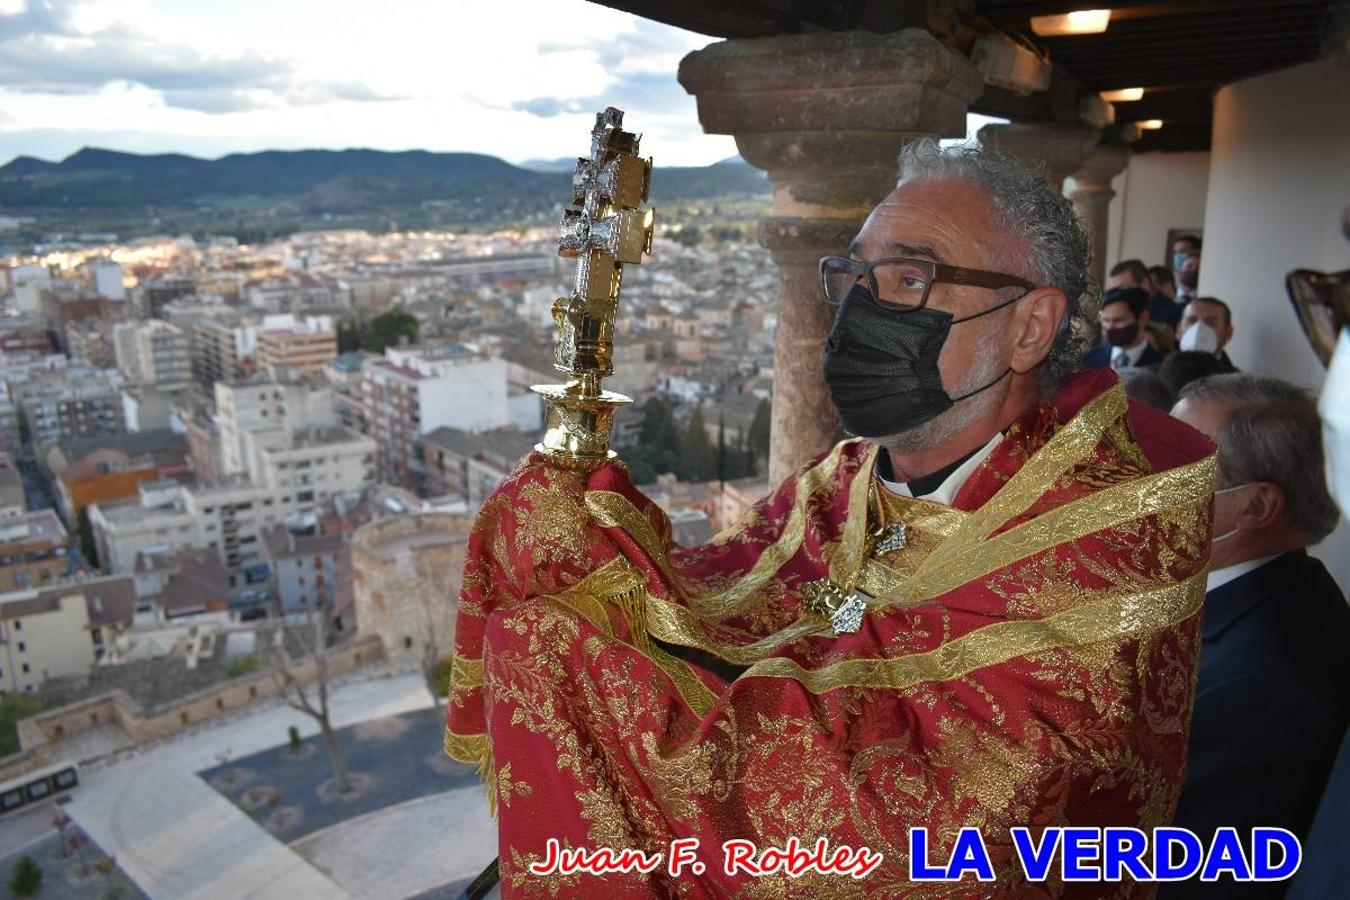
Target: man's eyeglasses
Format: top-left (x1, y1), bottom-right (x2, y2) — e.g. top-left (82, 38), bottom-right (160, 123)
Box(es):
top-left (820, 256), bottom-right (1035, 311)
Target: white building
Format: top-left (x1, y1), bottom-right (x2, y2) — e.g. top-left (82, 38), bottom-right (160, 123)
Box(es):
top-left (90, 259), bottom-right (126, 301)
top-left (89, 481), bottom-right (198, 577)
top-left (6, 264), bottom-right (51, 314)
top-left (361, 344), bottom-right (510, 491)
top-left (0, 589), bottom-right (91, 691)
top-left (90, 425), bottom-right (374, 583)
top-left (519, 285), bottom-right (561, 329)
top-left (215, 376), bottom-right (339, 477)
top-left (112, 321), bottom-right (192, 387)
top-left (0, 576), bottom-right (138, 689)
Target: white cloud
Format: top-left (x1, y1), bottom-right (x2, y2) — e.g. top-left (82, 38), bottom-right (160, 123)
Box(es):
top-left (0, 0), bottom-right (736, 167)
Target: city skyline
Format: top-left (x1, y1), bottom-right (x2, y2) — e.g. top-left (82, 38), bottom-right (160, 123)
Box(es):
top-left (0, 0), bottom-right (737, 167)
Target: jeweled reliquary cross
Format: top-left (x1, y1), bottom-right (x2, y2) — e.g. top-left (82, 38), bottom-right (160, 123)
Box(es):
top-left (532, 107), bottom-right (655, 469)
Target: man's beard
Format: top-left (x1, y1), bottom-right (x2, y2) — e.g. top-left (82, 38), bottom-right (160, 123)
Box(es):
top-left (875, 337), bottom-right (1008, 455)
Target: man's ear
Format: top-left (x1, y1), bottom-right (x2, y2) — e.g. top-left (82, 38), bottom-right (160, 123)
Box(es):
top-left (1238, 482), bottom-right (1285, 530)
top-left (1010, 287), bottom-right (1068, 374)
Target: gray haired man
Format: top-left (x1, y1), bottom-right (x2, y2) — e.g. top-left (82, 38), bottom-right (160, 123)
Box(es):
top-left (1167, 373), bottom-right (1347, 899)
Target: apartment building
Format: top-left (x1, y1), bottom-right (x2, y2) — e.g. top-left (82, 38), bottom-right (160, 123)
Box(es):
top-left (420, 426), bottom-right (536, 506)
top-left (263, 524), bottom-right (347, 614)
top-left (0, 576), bottom-right (133, 690)
top-left (90, 426), bottom-right (374, 583)
top-left (112, 320), bottom-right (192, 387)
top-left (0, 510), bottom-right (69, 592)
top-left (188, 317), bottom-right (248, 389)
top-left (257, 315), bottom-right (338, 377)
top-left (0, 453), bottom-right (25, 517)
top-left (361, 344), bottom-right (509, 492)
top-left (215, 375), bottom-right (338, 477)
top-left (0, 589), bottom-right (91, 692)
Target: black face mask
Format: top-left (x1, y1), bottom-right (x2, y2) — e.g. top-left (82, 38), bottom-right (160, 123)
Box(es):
top-left (822, 283), bottom-right (1019, 438)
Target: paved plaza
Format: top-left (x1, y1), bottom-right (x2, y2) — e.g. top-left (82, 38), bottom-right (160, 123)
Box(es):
top-left (0, 815), bottom-right (145, 900)
top-left (200, 705), bottom-right (481, 842)
top-left (59, 671), bottom-right (496, 899)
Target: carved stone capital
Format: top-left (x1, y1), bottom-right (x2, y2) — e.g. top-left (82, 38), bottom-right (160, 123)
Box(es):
top-left (679, 29), bottom-right (982, 218)
top-left (976, 122), bottom-right (1103, 189)
top-left (1069, 144), bottom-right (1132, 192)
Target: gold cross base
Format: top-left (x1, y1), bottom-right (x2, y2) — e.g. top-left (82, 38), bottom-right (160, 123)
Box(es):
top-left (532, 378), bottom-right (632, 471)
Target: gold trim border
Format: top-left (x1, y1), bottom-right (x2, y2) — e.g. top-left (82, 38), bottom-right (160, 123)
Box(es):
top-left (449, 654), bottom-right (484, 692)
top-left (444, 728), bottom-right (489, 765)
top-left (740, 570), bottom-right (1207, 694)
top-left (549, 558), bottom-right (719, 716)
top-left (586, 438), bottom-right (858, 621)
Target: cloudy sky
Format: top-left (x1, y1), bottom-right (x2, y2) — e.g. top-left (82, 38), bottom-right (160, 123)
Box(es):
top-left (0, 0), bottom-right (740, 166)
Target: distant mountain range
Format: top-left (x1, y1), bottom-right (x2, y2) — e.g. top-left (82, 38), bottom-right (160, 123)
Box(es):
top-left (0, 147), bottom-right (768, 237)
top-left (521, 154), bottom-right (747, 171)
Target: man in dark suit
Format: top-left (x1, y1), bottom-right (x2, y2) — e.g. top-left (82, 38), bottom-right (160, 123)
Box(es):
top-left (1167, 374), bottom-right (1348, 898)
top-left (1082, 286), bottom-right (1164, 370)
top-left (1149, 264), bottom-right (1184, 331)
top-left (1178, 296), bottom-right (1239, 372)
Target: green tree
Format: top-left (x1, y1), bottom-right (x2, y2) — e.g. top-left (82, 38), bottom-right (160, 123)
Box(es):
top-left (0, 692), bottom-right (42, 756)
top-left (748, 398), bottom-right (772, 463)
top-left (336, 321), bottom-right (362, 353)
top-left (639, 397), bottom-right (678, 448)
top-left (8, 856), bottom-right (41, 897)
top-left (429, 655), bottom-right (455, 704)
top-left (628, 397), bottom-right (680, 482)
top-left (618, 445), bottom-right (660, 485)
top-left (679, 404), bottom-right (717, 482)
top-left (367, 308), bottom-right (420, 352)
top-left (672, 225), bottom-right (703, 247)
top-left (718, 416), bottom-right (755, 481)
top-left (227, 655), bottom-right (262, 678)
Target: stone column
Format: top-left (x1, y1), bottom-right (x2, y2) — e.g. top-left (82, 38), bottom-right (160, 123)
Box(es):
top-left (976, 122), bottom-right (1102, 194)
top-left (679, 30), bottom-right (982, 485)
top-left (1066, 145), bottom-right (1131, 291)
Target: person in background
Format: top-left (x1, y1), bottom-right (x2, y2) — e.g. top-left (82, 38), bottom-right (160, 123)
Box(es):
top-left (1178, 296), bottom-right (1238, 371)
top-left (1159, 349), bottom-right (1225, 397)
top-left (1173, 235), bottom-right (1202, 303)
top-left (1110, 262), bottom-right (1179, 348)
top-left (1167, 374), bottom-right (1347, 900)
top-left (1082, 287), bottom-right (1163, 370)
top-left (1108, 258), bottom-right (1152, 293)
top-left (1118, 367), bottom-right (1175, 411)
top-left (1148, 264), bottom-right (1183, 331)
top-left (1172, 233), bottom-right (1202, 270)
top-left (1178, 253), bottom-right (1201, 303)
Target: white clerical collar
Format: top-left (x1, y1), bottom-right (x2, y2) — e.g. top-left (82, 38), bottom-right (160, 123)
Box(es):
top-left (878, 431), bottom-right (1003, 507)
top-left (1206, 554), bottom-right (1279, 592)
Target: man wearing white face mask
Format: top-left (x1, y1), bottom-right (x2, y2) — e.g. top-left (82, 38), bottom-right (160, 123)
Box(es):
top-left (1177, 296), bottom-right (1239, 372)
top-left (1165, 374), bottom-right (1346, 899)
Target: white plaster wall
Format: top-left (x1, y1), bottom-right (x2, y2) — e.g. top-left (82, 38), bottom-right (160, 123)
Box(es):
top-left (417, 358), bottom-right (510, 434)
top-left (1199, 56), bottom-right (1350, 590)
top-left (1104, 151), bottom-right (1211, 273)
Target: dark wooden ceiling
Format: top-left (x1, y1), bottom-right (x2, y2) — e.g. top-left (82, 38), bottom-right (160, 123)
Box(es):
top-left (590, 0), bottom-right (1344, 153)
